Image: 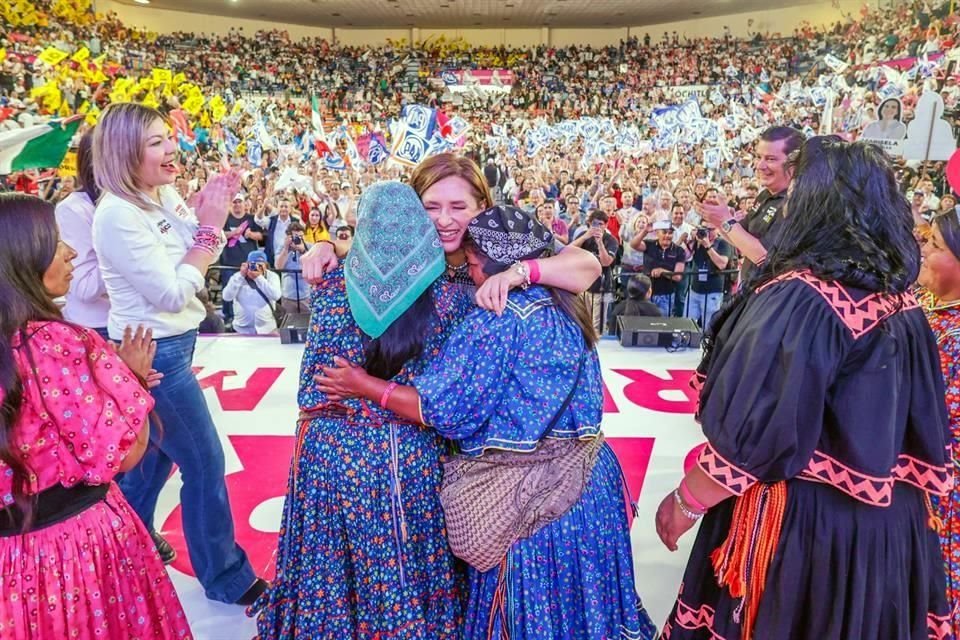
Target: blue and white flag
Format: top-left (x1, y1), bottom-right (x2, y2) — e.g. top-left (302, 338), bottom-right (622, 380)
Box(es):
top-left (390, 130), bottom-right (430, 167)
top-left (367, 134), bottom-right (389, 165)
top-left (401, 104), bottom-right (437, 139)
top-left (441, 70), bottom-right (459, 86)
top-left (247, 140), bottom-right (262, 166)
top-left (704, 147), bottom-right (722, 170)
top-left (324, 150), bottom-right (347, 171)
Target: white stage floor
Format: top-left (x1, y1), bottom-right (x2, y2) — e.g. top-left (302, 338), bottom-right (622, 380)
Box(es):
top-left (160, 336), bottom-right (706, 639)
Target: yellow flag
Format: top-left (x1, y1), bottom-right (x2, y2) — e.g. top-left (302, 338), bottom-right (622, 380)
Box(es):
top-left (0, 49), bottom-right (6, 64)
top-left (151, 68), bottom-right (172, 85)
top-left (182, 94), bottom-right (205, 115)
top-left (231, 100), bottom-right (245, 117)
top-left (38, 47), bottom-right (69, 67)
top-left (77, 100), bottom-right (90, 114)
top-left (212, 105), bottom-right (228, 123)
top-left (199, 111), bottom-right (212, 128)
top-left (71, 46), bottom-right (90, 63)
top-left (172, 72), bottom-right (187, 87)
top-left (29, 84), bottom-right (52, 100)
top-left (58, 100), bottom-right (72, 117)
top-left (85, 105), bottom-right (101, 126)
top-left (142, 92), bottom-right (159, 109)
top-left (59, 150), bottom-right (78, 177)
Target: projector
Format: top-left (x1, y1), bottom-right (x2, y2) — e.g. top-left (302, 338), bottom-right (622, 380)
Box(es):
top-left (616, 316), bottom-right (702, 349)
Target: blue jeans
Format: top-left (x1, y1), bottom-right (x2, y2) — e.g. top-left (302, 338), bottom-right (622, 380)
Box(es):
top-left (651, 293), bottom-right (674, 318)
top-left (118, 330), bottom-right (256, 603)
top-left (686, 291), bottom-right (724, 329)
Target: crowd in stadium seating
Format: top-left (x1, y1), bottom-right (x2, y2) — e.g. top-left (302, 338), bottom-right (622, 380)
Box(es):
top-left (1, 0), bottom-right (958, 334)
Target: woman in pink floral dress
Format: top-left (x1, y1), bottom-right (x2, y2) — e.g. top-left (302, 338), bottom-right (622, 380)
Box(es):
top-left (0, 194), bottom-right (192, 640)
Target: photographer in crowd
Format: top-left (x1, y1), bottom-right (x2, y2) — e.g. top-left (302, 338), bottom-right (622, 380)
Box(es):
top-left (686, 223), bottom-right (732, 329)
top-left (275, 221), bottom-right (311, 316)
top-left (222, 250), bottom-right (282, 335)
top-left (570, 208), bottom-right (619, 332)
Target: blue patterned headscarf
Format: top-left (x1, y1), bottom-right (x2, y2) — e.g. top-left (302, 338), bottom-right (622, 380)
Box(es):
top-left (345, 181), bottom-right (445, 339)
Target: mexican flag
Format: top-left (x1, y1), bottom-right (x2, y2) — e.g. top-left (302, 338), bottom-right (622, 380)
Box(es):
top-left (0, 119), bottom-right (81, 175)
top-left (311, 96), bottom-right (332, 158)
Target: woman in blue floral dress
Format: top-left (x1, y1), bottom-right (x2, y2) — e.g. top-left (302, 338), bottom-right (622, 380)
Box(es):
top-left (253, 155), bottom-right (602, 639)
top-left (319, 205), bottom-right (657, 640)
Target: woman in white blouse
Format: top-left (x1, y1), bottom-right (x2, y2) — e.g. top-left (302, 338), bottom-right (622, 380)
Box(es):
top-left (91, 102), bottom-right (265, 606)
top-left (55, 128), bottom-right (110, 335)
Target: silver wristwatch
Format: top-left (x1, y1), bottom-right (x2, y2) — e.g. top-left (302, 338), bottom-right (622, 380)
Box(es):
top-left (720, 218), bottom-right (738, 234)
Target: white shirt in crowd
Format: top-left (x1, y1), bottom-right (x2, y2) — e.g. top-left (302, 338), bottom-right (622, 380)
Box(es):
top-left (55, 191), bottom-right (111, 329)
top-left (221, 269), bottom-right (282, 335)
top-left (93, 185), bottom-right (211, 340)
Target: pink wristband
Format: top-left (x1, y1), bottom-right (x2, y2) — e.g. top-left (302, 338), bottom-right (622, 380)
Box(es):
top-left (525, 259), bottom-right (541, 285)
top-left (679, 478), bottom-right (708, 513)
top-left (380, 382), bottom-right (399, 408)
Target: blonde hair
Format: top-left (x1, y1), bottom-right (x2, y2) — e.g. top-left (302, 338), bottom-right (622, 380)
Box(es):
top-left (409, 153), bottom-right (493, 211)
top-left (93, 102), bottom-right (168, 210)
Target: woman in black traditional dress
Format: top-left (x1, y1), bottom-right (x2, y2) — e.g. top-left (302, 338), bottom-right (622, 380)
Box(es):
top-left (655, 136), bottom-right (954, 640)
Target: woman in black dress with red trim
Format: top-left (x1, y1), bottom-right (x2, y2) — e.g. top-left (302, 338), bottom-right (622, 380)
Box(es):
top-left (655, 136), bottom-right (954, 640)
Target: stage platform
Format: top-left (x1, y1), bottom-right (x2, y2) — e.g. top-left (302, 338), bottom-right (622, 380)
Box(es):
top-left (161, 335), bottom-right (706, 638)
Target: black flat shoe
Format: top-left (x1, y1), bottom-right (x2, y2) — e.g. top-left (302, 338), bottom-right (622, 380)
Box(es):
top-left (235, 578), bottom-right (268, 606)
top-left (150, 529), bottom-right (177, 565)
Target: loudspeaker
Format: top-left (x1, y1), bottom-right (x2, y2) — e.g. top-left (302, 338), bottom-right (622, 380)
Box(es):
top-left (616, 316), bottom-right (702, 349)
top-left (279, 312), bottom-right (311, 344)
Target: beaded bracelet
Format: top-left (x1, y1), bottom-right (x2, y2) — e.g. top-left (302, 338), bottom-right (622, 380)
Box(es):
top-left (194, 225), bottom-right (226, 255)
top-left (674, 488), bottom-right (705, 521)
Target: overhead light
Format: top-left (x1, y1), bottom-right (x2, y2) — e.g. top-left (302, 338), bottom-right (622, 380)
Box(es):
top-left (133, 0), bottom-right (150, 4)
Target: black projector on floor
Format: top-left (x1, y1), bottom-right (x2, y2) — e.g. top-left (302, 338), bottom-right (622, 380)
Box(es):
top-left (279, 312), bottom-right (311, 344)
top-left (616, 316), bottom-right (702, 349)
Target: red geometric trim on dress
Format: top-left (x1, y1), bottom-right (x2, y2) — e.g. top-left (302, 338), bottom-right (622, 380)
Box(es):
top-left (663, 592), bottom-right (728, 640)
top-left (893, 454), bottom-right (953, 497)
top-left (697, 444), bottom-right (757, 496)
top-left (927, 611), bottom-right (951, 640)
top-left (800, 450), bottom-right (953, 507)
top-left (755, 270), bottom-right (919, 339)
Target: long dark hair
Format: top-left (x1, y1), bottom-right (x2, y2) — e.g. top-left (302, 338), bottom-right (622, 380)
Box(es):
top-left (76, 128), bottom-right (100, 203)
top-left (703, 136), bottom-right (919, 358)
top-left (363, 289), bottom-right (436, 380)
top-left (0, 194), bottom-right (68, 532)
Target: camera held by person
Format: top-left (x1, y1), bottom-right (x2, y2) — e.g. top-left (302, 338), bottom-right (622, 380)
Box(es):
top-left (222, 250), bottom-right (282, 335)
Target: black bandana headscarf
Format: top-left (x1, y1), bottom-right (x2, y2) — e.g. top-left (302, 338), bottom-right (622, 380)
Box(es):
top-left (466, 205), bottom-right (556, 275)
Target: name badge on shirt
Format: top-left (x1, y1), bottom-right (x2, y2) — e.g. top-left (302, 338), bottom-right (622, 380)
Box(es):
top-left (157, 219), bottom-right (172, 234)
top-left (698, 267), bottom-right (709, 282)
top-left (762, 204), bottom-right (778, 224)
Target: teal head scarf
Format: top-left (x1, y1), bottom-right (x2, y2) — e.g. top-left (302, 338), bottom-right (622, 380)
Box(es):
top-left (345, 180), bottom-right (445, 339)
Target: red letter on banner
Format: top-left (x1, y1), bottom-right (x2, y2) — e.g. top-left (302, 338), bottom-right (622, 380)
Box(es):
top-left (192, 367), bottom-right (285, 411)
top-left (162, 435), bottom-right (296, 579)
top-left (611, 368), bottom-right (697, 414)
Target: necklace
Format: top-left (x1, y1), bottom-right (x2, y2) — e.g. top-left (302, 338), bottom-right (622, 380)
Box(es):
top-left (446, 260), bottom-right (468, 276)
